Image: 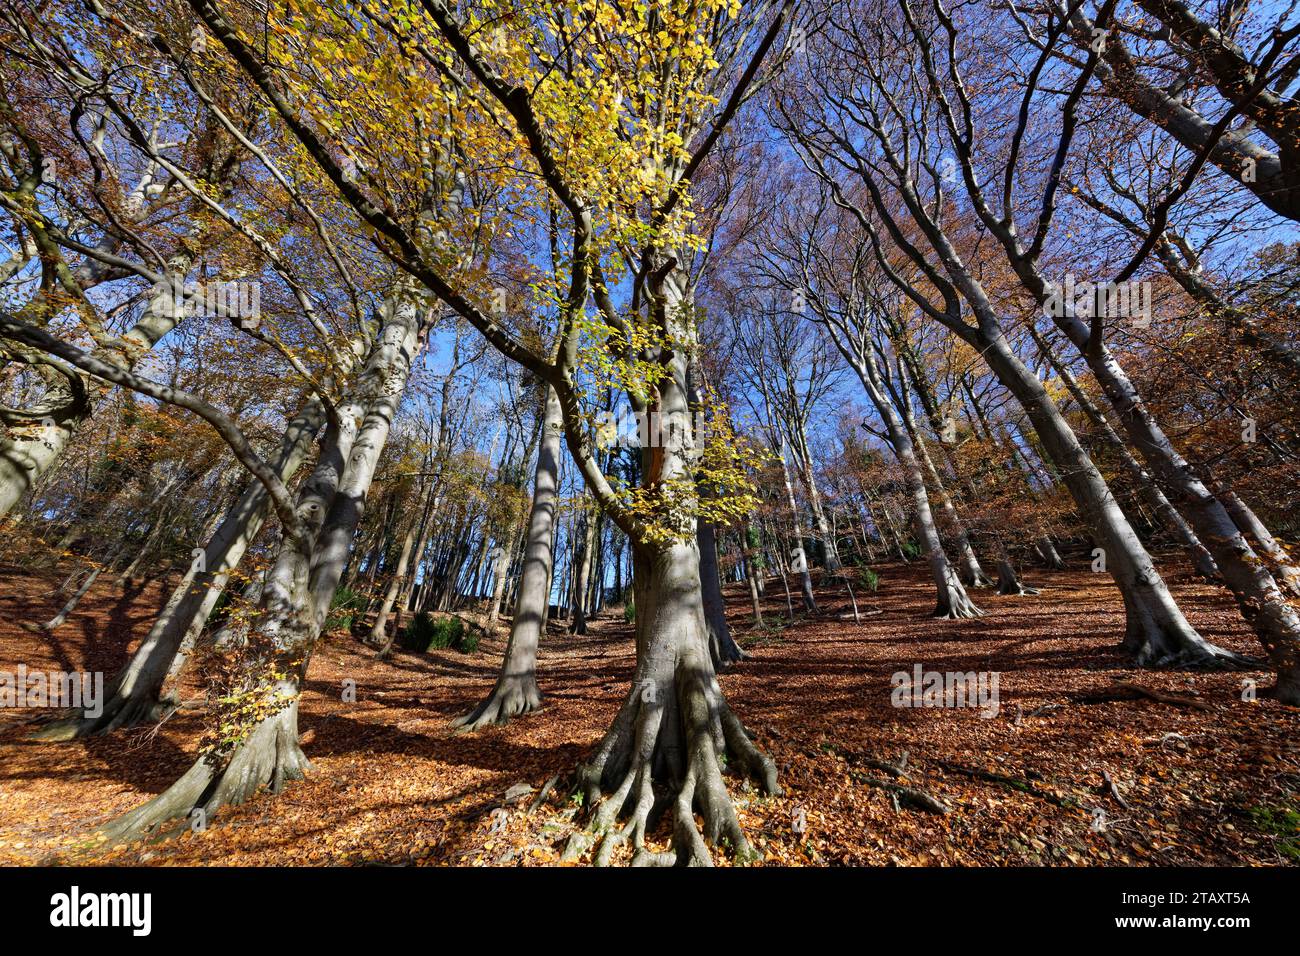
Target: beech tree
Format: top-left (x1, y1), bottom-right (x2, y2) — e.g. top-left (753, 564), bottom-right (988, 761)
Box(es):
top-left (769, 0), bottom-right (1245, 667)
top-left (3, 0), bottom-right (1296, 871)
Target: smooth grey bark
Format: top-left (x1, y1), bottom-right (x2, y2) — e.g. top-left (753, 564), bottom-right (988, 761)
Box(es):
top-left (563, 270), bottom-right (778, 865)
top-left (783, 108), bottom-right (1234, 662)
top-left (34, 398), bottom-right (326, 739)
top-left (0, 237), bottom-right (203, 517)
top-left (742, 529), bottom-right (765, 628)
top-left (699, 517), bottom-right (744, 668)
top-left (566, 535), bottom-right (778, 866)
top-left (39, 564), bottom-right (108, 632)
top-left (486, 514), bottom-right (523, 625)
top-left (995, 538), bottom-right (1039, 596)
top-left (452, 385), bottom-right (561, 730)
top-left (776, 441), bottom-right (818, 611)
top-left (815, 316), bottom-right (980, 618)
top-left (854, 352), bottom-right (980, 618)
top-left (1008, 256), bottom-right (1298, 691)
top-left (569, 507), bottom-right (595, 634)
top-left (1034, 536), bottom-right (1066, 571)
top-left (790, 431), bottom-right (841, 571)
top-left (892, 362), bottom-right (993, 587)
top-left (890, 329), bottom-right (994, 587)
top-left (370, 519), bottom-right (418, 654)
top-left (1058, 1), bottom-right (1300, 223)
top-left (1028, 323), bottom-right (1219, 581)
top-left (97, 292), bottom-right (422, 840)
top-left (1218, 488), bottom-right (1300, 601)
top-left (959, 317), bottom-right (1231, 665)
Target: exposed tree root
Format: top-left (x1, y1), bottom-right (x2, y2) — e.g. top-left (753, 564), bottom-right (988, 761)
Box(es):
top-left (935, 760), bottom-right (1082, 810)
top-left (708, 624), bottom-right (746, 670)
top-left (91, 702), bottom-right (308, 846)
top-left (1076, 680), bottom-right (1215, 711)
top-left (934, 588), bottom-right (983, 619)
top-left (852, 771), bottom-right (950, 814)
top-left (1125, 629), bottom-right (1258, 670)
top-left (452, 671), bottom-right (542, 731)
top-left (1132, 644), bottom-right (1258, 670)
top-left (996, 560), bottom-right (1040, 596)
top-left (562, 665), bottom-right (778, 867)
top-left (1035, 537), bottom-right (1067, 570)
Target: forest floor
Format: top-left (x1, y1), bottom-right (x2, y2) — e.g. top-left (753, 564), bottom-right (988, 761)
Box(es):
top-left (0, 555), bottom-right (1298, 866)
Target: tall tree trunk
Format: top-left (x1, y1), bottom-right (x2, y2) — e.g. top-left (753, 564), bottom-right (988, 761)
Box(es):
top-left (370, 520), bottom-right (418, 653)
top-left (1217, 488), bottom-right (1300, 600)
top-left (570, 507), bottom-right (595, 635)
top-left (893, 336), bottom-right (993, 586)
top-left (453, 385), bottom-right (561, 729)
top-left (1034, 536), bottom-right (1066, 571)
top-left (1029, 323), bottom-right (1219, 580)
top-left (894, 371), bottom-right (992, 588)
top-left (698, 518), bottom-right (744, 667)
top-left (487, 515), bottom-right (523, 625)
top-left (95, 292), bottom-right (421, 839)
top-left (790, 430), bottom-right (840, 571)
top-left (777, 441), bottom-right (818, 611)
top-left (1035, 286), bottom-right (1297, 691)
top-left (562, 270), bottom-right (777, 864)
top-left (959, 316), bottom-right (1236, 666)
top-left (742, 529), bottom-right (765, 629)
top-left (35, 398), bottom-right (326, 739)
top-left (0, 242), bottom-right (205, 517)
top-left (847, 350), bottom-right (981, 618)
top-left (995, 538), bottom-right (1039, 596)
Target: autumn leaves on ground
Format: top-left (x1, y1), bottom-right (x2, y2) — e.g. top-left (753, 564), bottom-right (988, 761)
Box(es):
top-left (1, 554), bottom-right (1296, 867)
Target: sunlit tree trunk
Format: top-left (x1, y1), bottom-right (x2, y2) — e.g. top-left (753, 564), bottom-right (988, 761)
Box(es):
top-left (453, 385), bottom-right (561, 729)
top-left (35, 398), bottom-right (327, 738)
top-left (97, 292), bottom-right (422, 839)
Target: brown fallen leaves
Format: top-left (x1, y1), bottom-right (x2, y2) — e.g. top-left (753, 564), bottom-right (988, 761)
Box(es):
top-left (0, 556), bottom-right (1297, 866)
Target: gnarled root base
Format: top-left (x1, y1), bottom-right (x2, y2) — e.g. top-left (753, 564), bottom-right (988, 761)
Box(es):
top-left (561, 667), bottom-right (778, 867)
top-left (91, 703), bottom-right (308, 846)
top-left (452, 672), bottom-right (542, 731)
top-left (1125, 629), bottom-right (1258, 671)
top-left (1271, 673), bottom-right (1300, 707)
top-left (708, 626), bottom-right (746, 671)
top-left (996, 562), bottom-right (1040, 596)
top-left (933, 587), bottom-right (983, 619)
top-left (961, 566), bottom-right (995, 589)
top-left (997, 580), bottom-right (1041, 596)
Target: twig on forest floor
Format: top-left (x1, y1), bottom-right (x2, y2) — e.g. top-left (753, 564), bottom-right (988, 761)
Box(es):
top-left (821, 746), bottom-right (945, 813)
top-left (1076, 681), bottom-right (1213, 712)
top-left (852, 771), bottom-right (949, 814)
top-left (935, 760), bottom-right (1083, 810)
top-left (1140, 731), bottom-right (1207, 750)
top-left (1012, 702), bottom-right (1063, 725)
top-left (860, 750), bottom-right (909, 777)
top-left (1099, 768), bottom-right (1130, 810)
top-left (527, 774), bottom-right (560, 815)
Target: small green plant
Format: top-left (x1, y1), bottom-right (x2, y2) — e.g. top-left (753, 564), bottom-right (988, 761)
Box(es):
top-left (1246, 804), bottom-right (1300, 861)
top-left (859, 567), bottom-right (880, 592)
top-left (623, 601), bottom-right (636, 623)
top-left (901, 540), bottom-right (922, 560)
top-left (398, 612), bottom-right (480, 653)
top-left (326, 587), bottom-right (367, 631)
